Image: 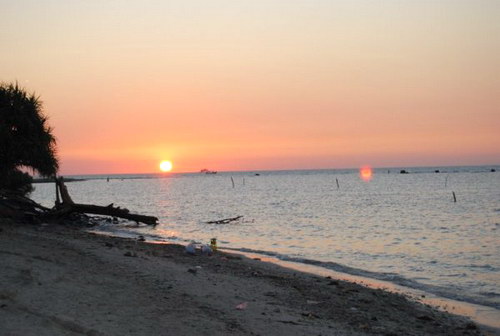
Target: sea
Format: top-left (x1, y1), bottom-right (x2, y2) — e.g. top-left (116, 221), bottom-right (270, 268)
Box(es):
top-left (31, 165), bottom-right (500, 319)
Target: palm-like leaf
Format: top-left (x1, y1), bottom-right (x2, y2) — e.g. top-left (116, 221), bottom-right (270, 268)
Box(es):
top-left (0, 82), bottom-right (59, 193)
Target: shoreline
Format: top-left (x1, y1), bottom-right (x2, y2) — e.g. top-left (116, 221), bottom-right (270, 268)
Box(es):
top-left (1, 219), bottom-right (496, 335)
top-left (222, 246), bottom-right (500, 310)
top-left (91, 226), bottom-right (500, 319)
top-left (90, 228), bottom-right (500, 328)
top-left (227, 249), bottom-right (500, 331)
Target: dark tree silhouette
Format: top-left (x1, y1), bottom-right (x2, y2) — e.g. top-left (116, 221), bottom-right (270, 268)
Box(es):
top-left (0, 83), bottom-right (58, 195)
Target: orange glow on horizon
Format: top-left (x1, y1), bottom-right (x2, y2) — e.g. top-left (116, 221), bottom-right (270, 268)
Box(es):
top-left (360, 166), bottom-right (373, 182)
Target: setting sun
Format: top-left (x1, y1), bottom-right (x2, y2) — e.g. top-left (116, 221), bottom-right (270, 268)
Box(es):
top-left (159, 160), bottom-right (173, 172)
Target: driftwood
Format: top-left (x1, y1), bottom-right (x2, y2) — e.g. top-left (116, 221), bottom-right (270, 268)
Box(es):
top-left (205, 216), bottom-right (243, 224)
top-left (1, 178), bottom-right (158, 225)
top-left (54, 178), bottom-right (158, 225)
top-left (70, 204), bottom-right (157, 225)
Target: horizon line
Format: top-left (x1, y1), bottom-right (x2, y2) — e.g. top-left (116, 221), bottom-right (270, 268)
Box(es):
top-left (57, 163), bottom-right (500, 177)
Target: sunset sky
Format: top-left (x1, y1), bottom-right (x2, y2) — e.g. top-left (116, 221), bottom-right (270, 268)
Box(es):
top-left (1, 0), bottom-right (499, 174)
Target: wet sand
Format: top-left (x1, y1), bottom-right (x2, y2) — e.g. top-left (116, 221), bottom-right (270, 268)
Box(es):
top-left (0, 219), bottom-right (493, 335)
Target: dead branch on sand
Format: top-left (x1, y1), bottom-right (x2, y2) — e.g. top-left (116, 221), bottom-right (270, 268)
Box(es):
top-left (0, 178), bottom-right (158, 226)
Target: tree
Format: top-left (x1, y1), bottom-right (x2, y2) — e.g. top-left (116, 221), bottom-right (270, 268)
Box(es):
top-left (0, 83), bottom-right (157, 224)
top-left (0, 82), bottom-right (58, 195)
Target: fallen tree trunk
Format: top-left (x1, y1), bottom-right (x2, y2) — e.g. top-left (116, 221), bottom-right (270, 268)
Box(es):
top-left (69, 204), bottom-right (157, 225)
top-left (53, 178), bottom-right (158, 225)
top-left (1, 179), bottom-right (159, 226)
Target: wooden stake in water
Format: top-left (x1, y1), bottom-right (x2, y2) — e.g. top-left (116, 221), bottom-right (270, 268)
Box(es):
top-left (231, 176), bottom-right (235, 188)
top-left (445, 174), bottom-right (449, 188)
top-left (452, 191), bottom-right (457, 202)
top-left (55, 178), bottom-right (60, 205)
top-left (336, 178), bottom-right (340, 189)
top-left (243, 177), bottom-right (245, 186)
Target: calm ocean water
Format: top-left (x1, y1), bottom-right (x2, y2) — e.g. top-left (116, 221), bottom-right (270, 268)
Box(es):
top-left (32, 166), bottom-right (500, 310)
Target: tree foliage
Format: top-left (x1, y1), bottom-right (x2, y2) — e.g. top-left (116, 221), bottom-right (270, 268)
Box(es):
top-left (0, 82), bottom-right (58, 194)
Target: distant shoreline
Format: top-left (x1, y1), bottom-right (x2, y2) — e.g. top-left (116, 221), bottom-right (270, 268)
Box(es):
top-left (32, 177), bottom-right (86, 184)
top-left (43, 164), bottom-right (500, 180)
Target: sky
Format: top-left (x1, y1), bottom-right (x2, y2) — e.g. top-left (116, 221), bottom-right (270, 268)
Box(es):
top-left (1, 0), bottom-right (499, 174)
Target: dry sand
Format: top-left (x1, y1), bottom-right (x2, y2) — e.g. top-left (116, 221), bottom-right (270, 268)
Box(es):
top-left (0, 219), bottom-right (491, 335)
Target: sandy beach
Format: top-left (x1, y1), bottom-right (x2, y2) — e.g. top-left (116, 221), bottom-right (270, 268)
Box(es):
top-left (0, 219), bottom-right (492, 336)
